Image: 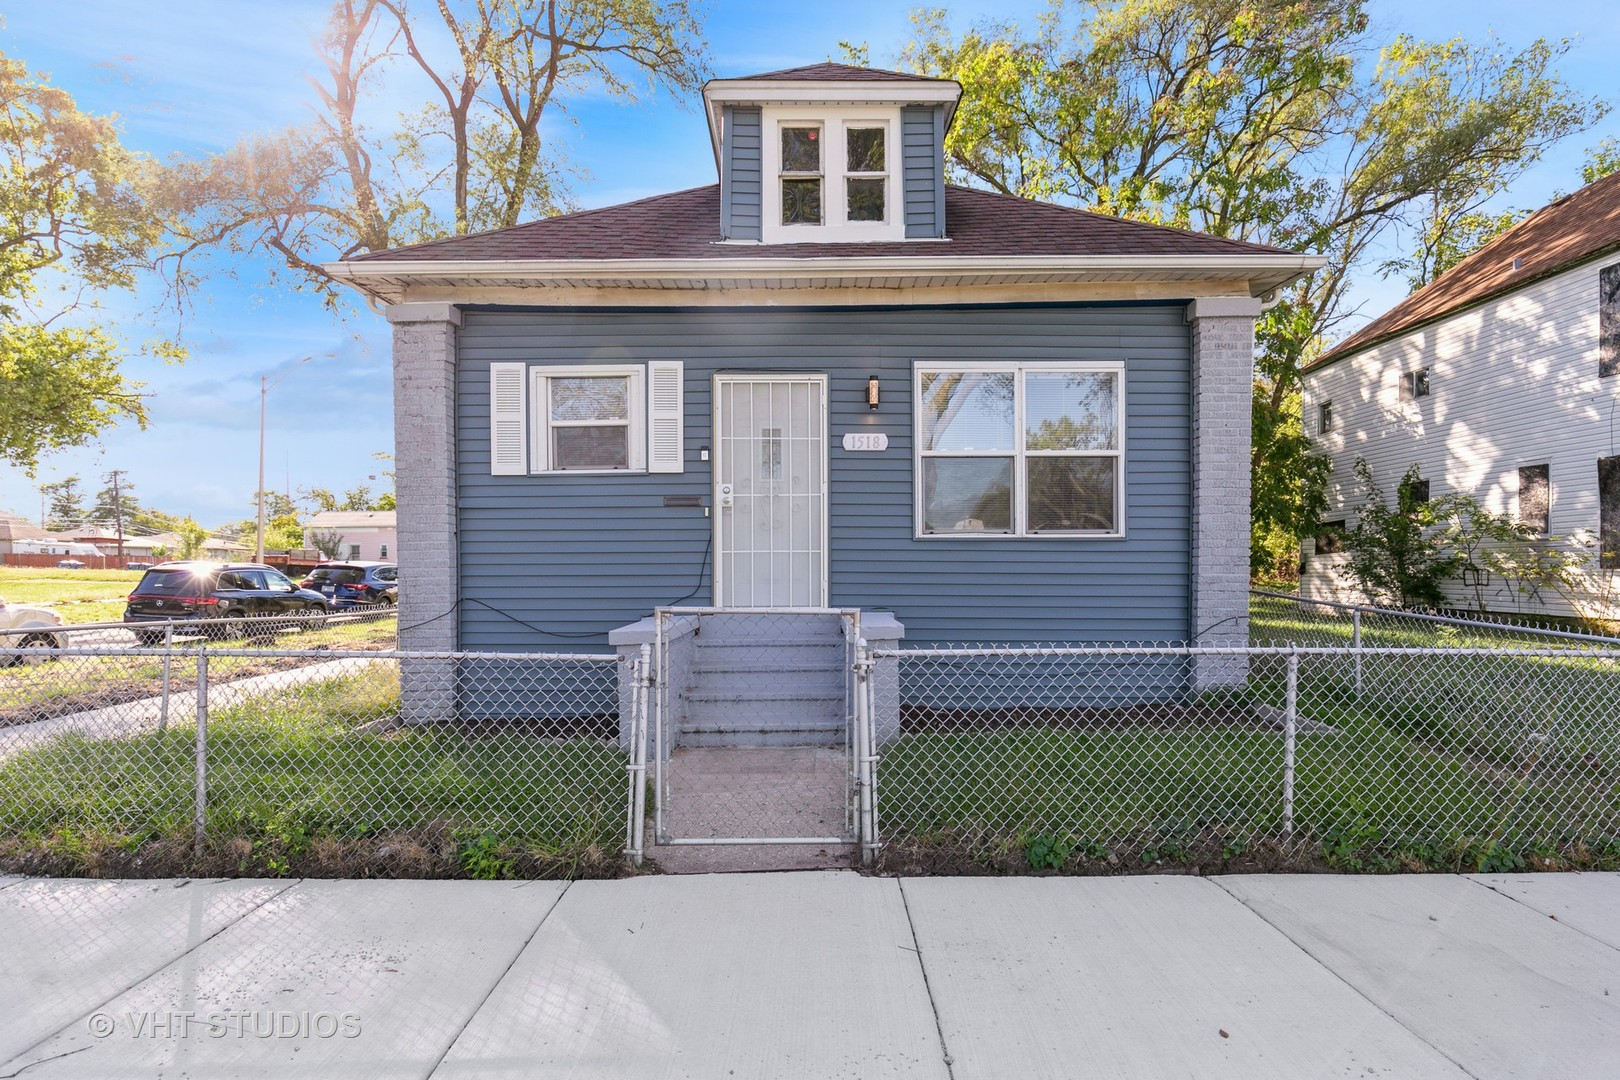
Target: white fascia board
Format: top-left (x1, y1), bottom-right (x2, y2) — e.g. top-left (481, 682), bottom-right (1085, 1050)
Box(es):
top-left (326, 252), bottom-right (1326, 292)
top-left (702, 80), bottom-right (962, 159)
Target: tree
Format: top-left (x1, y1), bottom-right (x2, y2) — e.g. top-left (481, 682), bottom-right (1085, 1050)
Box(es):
top-left (265, 515), bottom-right (306, 553)
top-left (1341, 461), bottom-right (1464, 609)
top-left (0, 51), bottom-right (178, 473)
top-left (900, 3), bottom-right (1604, 567)
top-left (1584, 137), bottom-right (1620, 185)
top-left (90, 476), bottom-right (142, 534)
top-left (40, 476), bottom-right (85, 532)
top-left (309, 528), bottom-right (347, 559)
top-left (299, 487), bottom-right (341, 514)
top-left (340, 484), bottom-right (373, 511)
top-left (175, 517), bottom-right (209, 560)
top-left (160, 0), bottom-right (709, 308)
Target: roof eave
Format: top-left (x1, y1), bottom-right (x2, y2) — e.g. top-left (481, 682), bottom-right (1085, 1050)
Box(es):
top-left (324, 252), bottom-right (1325, 305)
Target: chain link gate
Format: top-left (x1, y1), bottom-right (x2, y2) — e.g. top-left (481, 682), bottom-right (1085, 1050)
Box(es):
top-left (649, 607), bottom-right (874, 859)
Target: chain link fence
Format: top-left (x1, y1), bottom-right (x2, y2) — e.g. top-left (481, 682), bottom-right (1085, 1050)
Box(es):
top-left (6, 598), bottom-right (1620, 878)
top-left (1251, 589), bottom-right (1620, 651)
top-left (866, 639), bottom-right (1620, 873)
top-left (0, 614), bottom-right (629, 879)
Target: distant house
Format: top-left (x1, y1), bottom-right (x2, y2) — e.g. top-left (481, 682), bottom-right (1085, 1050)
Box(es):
top-left (1302, 170), bottom-right (1620, 618)
top-left (303, 511), bottom-right (398, 561)
top-left (0, 512), bottom-right (54, 556)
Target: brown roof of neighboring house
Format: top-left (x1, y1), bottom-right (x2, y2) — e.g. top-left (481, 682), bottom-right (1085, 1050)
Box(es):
top-left (349, 184), bottom-right (1293, 264)
top-left (0, 513), bottom-right (51, 543)
top-left (1312, 170), bottom-right (1620, 370)
top-left (726, 62), bottom-right (945, 83)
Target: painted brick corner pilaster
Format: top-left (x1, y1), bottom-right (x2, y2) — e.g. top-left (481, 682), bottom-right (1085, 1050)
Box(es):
top-left (388, 302), bottom-right (461, 720)
top-left (1187, 296), bottom-right (1261, 684)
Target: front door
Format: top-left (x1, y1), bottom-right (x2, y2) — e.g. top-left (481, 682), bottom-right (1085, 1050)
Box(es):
top-left (714, 375), bottom-right (828, 607)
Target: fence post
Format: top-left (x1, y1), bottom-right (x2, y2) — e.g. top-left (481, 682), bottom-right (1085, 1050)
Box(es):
top-left (193, 649), bottom-right (209, 859)
top-left (1352, 608), bottom-right (1363, 698)
top-left (158, 621), bottom-right (173, 732)
top-left (854, 639), bottom-right (877, 866)
top-left (1282, 648), bottom-right (1298, 841)
top-left (625, 644), bottom-right (650, 868)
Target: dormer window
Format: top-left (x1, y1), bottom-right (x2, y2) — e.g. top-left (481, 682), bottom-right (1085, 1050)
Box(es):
top-left (780, 125), bottom-right (822, 225)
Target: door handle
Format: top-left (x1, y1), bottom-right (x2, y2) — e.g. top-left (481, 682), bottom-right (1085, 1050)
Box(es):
top-left (718, 484), bottom-right (734, 509)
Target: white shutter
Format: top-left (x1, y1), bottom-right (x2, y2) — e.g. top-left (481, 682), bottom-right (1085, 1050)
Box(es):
top-left (647, 360), bottom-right (684, 474)
top-left (489, 363), bottom-right (528, 475)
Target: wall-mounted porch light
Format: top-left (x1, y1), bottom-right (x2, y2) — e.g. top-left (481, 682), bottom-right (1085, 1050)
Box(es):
top-left (867, 375), bottom-right (881, 411)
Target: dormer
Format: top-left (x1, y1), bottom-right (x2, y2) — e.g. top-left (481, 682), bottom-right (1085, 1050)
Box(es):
top-left (703, 63), bottom-right (962, 244)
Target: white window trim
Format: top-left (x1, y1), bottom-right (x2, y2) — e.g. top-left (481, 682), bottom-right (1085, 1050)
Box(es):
top-left (762, 105), bottom-right (903, 244)
top-left (913, 360), bottom-right (1127, 540)
top-left (529, 365), bottom-right (646, 474)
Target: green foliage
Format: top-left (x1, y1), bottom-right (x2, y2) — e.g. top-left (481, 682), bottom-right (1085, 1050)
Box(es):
top-left (0, 51), bottom-right (179, 473)
top-left (1250, 369), bottom-right (1330, 576)
top-left (40, 475), bottom-right (85, 532)
top-left (309, 528), bottom-right (346, 559)
top-left (0, 325), bottom-right (148, 474)
top-left (264, 514), bottom-right (305, 553)
top-left (1025, 831), bottom-right (1073, 870)
top-left (457, 832), bottom-right (513, 880)
top-left (175, 517), bottom-right (209, 560)
top-left (1342, 460), bottom-right (1463, 609)
top-left (1584, 137), bottom-right (1620, 185)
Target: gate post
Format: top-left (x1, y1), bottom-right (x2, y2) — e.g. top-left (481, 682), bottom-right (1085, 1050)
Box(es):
top-left (854, 639), bottom-right (879, 866)
top-left (624, 644), bottom-right (650, 867)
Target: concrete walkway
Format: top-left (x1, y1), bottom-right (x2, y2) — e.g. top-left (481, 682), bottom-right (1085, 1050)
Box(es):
top-left (0, 872), bottom-right (1615, 1078)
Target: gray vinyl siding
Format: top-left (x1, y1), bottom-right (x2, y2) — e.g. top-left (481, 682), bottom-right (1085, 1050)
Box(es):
top-left (721, 106), bottom-right (761, 240)
top-left (901, 106), bottom-right (945, 238)
top-left (456, 304), bottom-right (1192, 651)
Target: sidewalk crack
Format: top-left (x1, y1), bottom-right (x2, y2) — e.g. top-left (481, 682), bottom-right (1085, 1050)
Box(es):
top-left (426, 880), bottom-right (572, 1077)
top-left (1208, 877), bottom-right (1484, 1080)
top-left (897, 879), bottom-right (958, 1080)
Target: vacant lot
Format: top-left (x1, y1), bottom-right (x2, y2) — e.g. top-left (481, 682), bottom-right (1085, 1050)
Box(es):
top-left (0, 566), bottom-right (141, 625)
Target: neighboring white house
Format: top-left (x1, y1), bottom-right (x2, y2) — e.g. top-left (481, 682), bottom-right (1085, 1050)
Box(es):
top-left (1302, 170), bottom-right (1620, 617)
top-left (303, 511), bottom-right (398, 561)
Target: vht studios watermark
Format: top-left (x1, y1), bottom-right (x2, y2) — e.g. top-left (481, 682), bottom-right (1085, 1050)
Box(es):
top-left (87, 1010), bottom-right (363, 1041)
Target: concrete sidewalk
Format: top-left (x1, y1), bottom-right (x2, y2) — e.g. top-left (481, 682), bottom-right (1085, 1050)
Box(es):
top-left (1, 871), bottom-right (1615, 1078)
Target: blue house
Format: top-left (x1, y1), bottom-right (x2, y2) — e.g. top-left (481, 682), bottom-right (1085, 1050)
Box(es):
top-left (329, 64), bottom-right (1320, 748)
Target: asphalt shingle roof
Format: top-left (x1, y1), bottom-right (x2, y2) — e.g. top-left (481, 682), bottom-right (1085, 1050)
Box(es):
top-left (349, 184), bottom-right (1292, 264)
top-left (725, 62), bottom-right (948, 83)
top-left (1314, 170), bottom-right (1620, 368)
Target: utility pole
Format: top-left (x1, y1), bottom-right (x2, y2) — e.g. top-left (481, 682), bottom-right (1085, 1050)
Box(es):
top-left (107, 469), bottom-right (127, 567)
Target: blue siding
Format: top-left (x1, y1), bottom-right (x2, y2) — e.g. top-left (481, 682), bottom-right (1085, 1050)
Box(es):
top-left (455, 304), bottom-right (1192, 650)
top-left (901, 106), bottom-right (944, 238)
top-left (721, 107), bottom-right (761, 240)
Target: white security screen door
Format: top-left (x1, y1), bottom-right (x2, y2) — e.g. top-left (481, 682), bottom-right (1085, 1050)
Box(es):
top-left (714, 375), bottom-right (828, 607)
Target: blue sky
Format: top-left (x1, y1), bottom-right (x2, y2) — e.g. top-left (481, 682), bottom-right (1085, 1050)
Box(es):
top-left (4, 0), bottom-right (1618, 527)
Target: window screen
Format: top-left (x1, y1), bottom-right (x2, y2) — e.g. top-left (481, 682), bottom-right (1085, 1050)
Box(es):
top-left (1600, 456), bottom-right (1620, 569)
top-left (1518, 464), bottom-right (1550, 534)
top-left (1318, 400), bottom-right (1333, 434)
top-left (1601, 263), bottom-right (1620, 379)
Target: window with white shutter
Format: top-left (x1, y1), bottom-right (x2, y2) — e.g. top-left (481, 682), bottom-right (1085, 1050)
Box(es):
top-left (647, 361), bottom-right (685, 473)
top-left (528, 365), bottom-right (646, 473)
top-left (489, 363), bottom-right (528, 475)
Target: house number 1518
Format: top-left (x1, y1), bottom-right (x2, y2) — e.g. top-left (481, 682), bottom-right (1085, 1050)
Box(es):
top-left (842, 433), bottom-right (889, 452)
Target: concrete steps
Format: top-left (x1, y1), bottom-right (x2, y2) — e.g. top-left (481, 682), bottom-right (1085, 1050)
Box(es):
top-left (675, 613), bottom-right (850, 748)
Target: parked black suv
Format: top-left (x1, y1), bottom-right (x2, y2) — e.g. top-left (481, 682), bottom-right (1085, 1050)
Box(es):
top-left (299, 562), bottom-right (399, 608)
top-left (124, 561), bottom-right (331, 644)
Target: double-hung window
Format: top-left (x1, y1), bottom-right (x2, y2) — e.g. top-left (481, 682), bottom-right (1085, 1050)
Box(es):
top-left (916, 362), bottom-right (1125, 537)
top-left (845, 125), bottom-right (886, 222)
top-left (530, 366), bottom-right (645, 472)
top-left (780, 125), bottom-right (823, 226)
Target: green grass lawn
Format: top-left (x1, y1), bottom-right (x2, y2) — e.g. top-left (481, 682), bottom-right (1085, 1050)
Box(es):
top-left (0, 566), bottom-right (142, 624)
top-left (0, 671), bottom-right (629, 876)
